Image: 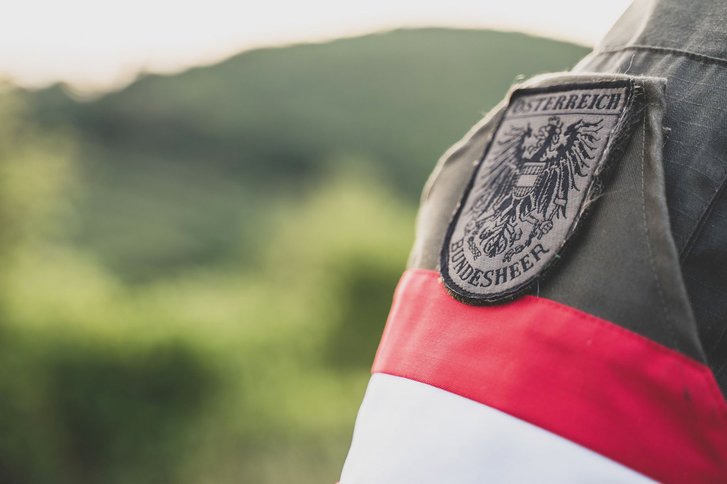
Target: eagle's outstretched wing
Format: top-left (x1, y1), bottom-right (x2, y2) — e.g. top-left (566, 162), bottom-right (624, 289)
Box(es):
top-left (533, 119), bottom-right (602, 220)
top-left (468, 124), bottom-right (531, 217)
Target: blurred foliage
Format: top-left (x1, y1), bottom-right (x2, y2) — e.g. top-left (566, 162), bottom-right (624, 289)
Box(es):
top-left (0, 29), bottom-right (587, 483)
top-left (25, 28), bottom-right (587, 281)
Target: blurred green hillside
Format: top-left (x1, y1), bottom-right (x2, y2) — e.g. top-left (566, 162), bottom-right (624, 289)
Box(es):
top-left (2, 28), bottom-right (588, 483)
top-left (24, 28), bottom-right (587, 281)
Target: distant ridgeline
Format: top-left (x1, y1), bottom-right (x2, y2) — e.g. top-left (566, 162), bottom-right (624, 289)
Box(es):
top-left (21, 29), bottom-right (588, 280)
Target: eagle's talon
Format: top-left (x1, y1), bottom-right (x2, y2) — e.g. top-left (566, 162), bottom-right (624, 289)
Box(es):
top-left (503, 245), bottom-right (524, 262)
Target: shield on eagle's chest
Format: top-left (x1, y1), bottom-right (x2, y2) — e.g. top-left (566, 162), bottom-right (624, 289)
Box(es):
top-left (512, 162), bottom-right (546, 199)
top-left (440, 80), bottom-right (639, 304)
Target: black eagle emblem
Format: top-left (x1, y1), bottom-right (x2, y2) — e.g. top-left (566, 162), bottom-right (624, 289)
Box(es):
top-left (464, 116), bottom-right (602, 263)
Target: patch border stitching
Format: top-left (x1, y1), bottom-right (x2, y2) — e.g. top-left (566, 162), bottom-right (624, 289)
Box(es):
top-left (439, 79), bottom-right (642, 305)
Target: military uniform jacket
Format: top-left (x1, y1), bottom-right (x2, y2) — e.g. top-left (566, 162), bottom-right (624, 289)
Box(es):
top-left (341, 1), bottom-right (727, 482)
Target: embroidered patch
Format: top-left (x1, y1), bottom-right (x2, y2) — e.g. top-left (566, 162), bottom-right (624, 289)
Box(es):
top-left (440, 80), bottom-right (639, 304)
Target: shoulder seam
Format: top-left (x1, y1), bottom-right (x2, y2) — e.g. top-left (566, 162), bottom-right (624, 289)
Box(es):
top-left (591, 44), bottom-right (727, 68)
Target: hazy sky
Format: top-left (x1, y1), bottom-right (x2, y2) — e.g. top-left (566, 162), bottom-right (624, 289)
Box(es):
top-left (2, 0), bottom-right (632, 92)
